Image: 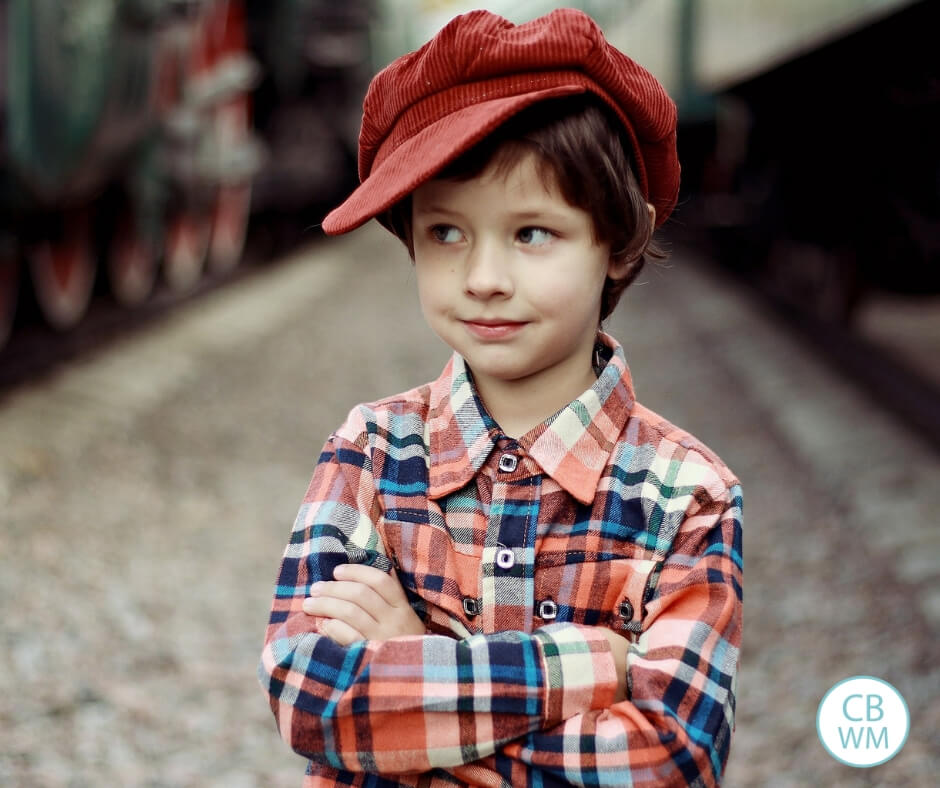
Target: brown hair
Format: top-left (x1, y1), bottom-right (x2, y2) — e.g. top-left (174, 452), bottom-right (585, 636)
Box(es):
top-left (383, 96), bottom-right (667, 321)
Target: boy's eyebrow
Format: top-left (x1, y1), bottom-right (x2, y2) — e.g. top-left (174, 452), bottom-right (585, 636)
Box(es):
top-left (413, 204), bottom-right (459, 216)
top-left (505, 209), bottom-right (570, 222)
top-left (414, 205), bottom-right (573, 224)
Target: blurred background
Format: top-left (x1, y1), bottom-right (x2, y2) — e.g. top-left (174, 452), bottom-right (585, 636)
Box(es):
top-left (0, 0), bottom-right (937, 785)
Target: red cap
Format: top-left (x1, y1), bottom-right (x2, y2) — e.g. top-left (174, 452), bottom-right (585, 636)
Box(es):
top-left (322, 8), bottom-right (679, 235)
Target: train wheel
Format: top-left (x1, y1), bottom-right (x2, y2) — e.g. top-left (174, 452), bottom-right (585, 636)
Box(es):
top-left (0, 255), bottom-right (18, 350)
top-left (163, 211), bottom-right (210, 291)
top-left (108, 210), bottom-right (159, 306)
top-left (207, 2), bottom-right (253, 274)
top-left (28, 216), bottom-right (96, 330)
top-left (209, 182), bottom-right (251, 273)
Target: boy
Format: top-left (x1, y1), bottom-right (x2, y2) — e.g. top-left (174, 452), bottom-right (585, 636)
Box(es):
top-left (259, 8), bottom-right (742, 787)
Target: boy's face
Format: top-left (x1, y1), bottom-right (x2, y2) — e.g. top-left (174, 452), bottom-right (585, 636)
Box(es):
top-left (412, 153), bottom-right (617, 401)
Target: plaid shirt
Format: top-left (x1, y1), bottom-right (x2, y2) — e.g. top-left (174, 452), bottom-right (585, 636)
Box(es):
top-left (259, 332), bottom-right (743, 787)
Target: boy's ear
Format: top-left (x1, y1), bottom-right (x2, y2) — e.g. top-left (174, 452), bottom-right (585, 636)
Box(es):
top-left (607, 203), bottom-right (656, 278)
top-left (607, 251), bottom-right (629, 280)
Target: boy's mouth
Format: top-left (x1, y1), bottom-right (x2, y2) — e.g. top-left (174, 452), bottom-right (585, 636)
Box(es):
top-left (461, 319), bottom-right (527, 340)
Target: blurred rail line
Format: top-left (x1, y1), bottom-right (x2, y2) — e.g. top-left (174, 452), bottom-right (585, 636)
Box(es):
top-left (766, 298), bottom-right (940, 454)
top-left (688, 246), bottom-right (940, 456)
top-left (0, 229), bottom-right (312, 395)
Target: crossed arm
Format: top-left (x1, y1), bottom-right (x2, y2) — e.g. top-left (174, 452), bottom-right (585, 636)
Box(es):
top-left (303, 563), bottom-right (632, 705)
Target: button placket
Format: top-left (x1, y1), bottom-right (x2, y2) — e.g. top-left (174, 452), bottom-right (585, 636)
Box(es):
top-left (479, 452), bottom-right (539, 632)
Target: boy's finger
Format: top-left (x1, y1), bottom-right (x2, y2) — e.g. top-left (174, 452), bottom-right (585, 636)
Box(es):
top-left (321, 617), bottom-right (365, 646)
top-left (310, 577), bottom-right (388, 615)
top-left (332, 563), bottom-right (408, 606)
top-left (303, 592), bottom-right (379, 630)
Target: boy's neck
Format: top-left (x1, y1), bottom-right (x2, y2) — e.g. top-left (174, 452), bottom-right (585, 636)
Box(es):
top-left (471, 359), bottom-right (599, 440)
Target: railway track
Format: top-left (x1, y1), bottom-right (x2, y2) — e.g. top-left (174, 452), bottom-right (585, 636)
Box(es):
top-left (765, 295), bottom-right (940, 454)
top-left (0, 228), bottom-right (310, 395)
top-left (687, 244), bottom-right (940, 455)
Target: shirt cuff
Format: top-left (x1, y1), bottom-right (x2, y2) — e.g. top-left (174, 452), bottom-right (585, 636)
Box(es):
top-left (534, 624), bottom-right (619, 728)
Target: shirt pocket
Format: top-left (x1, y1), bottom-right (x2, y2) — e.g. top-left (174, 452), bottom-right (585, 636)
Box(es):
top-left (533, 554), bottom-right (660, 635)
top-left (380, 508), bottom-right (483, 631)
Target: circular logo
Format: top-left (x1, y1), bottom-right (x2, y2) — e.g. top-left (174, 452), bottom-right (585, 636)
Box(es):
top-left (816, 676), bottom-right (910, 767)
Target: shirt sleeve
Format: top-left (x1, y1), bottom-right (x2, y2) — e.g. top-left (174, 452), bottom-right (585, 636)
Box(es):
top-left (487, 480), bottom-right (743, 787)
top-left (258, 429), bottom-right (620, 776)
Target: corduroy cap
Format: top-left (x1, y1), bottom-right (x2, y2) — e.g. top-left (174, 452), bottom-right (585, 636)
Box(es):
top-left (322, 8), bottom-right (679, 235)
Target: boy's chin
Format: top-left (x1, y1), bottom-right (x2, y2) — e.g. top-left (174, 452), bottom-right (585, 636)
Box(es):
top-left (462, 357), bottom-right (545, 386)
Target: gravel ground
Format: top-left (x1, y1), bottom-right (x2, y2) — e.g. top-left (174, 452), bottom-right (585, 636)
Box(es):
top-left (1, 224), bottom-right (937, 786)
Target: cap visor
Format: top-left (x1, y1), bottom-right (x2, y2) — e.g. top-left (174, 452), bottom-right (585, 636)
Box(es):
top-left (322, 84), bottom-right (595, 235)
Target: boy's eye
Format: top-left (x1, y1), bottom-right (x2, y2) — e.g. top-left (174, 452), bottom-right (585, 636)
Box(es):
top-left (517, 227), bottom-right (554, 246)
top-left (429, 224), bottom-right (464, 244)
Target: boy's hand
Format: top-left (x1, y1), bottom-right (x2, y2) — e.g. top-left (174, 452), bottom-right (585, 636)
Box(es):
top-left (302, 563), bottom-right (425, 645)
top-left (599, 628), bottom-right (630, 703)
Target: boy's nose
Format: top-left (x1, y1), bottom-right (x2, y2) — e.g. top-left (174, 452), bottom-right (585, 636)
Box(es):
top-left (463, 242), bottom-right (513, 299)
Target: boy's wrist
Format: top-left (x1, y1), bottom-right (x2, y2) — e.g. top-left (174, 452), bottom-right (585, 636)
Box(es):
top-left (597, 627), bottom-right (630, 703)
top-left (534, 624), bottom-right (620, 726)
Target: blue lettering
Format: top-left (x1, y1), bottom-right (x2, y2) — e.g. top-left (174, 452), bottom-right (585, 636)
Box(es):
top-left (837, 726), bottom-right (889, 749)
top-left (866, 694), bottom-right (884, 722)
top-left (839, 726), bottom-right (864, 748)
top-left (867, 726), bottom-right (889, 749)
top-left (843, 694), bottom-right (864, 722)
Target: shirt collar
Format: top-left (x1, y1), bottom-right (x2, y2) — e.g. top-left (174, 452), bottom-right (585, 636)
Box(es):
top-left (426, 332), bottom-right (636, 504)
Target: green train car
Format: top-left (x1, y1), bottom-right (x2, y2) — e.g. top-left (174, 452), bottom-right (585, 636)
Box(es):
top-left (0, 0), bottom-right (373, 350)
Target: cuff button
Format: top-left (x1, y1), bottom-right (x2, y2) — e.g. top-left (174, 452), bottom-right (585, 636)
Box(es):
top-left (462, 596), bottom-right (481, 618)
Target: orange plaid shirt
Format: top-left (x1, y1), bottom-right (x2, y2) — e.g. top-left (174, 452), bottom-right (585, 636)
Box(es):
top-left (260, 333), bottom-right (743, 786)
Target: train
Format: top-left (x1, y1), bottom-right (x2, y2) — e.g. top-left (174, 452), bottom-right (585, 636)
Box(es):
top-left (617, 0), bottom-right (939, 324)
top-left (377, 0), bottom-right (940, 324)
top-left (2, 0), bottom-right (936, 352)
top-left (0, 0), bottom-right (373, 351)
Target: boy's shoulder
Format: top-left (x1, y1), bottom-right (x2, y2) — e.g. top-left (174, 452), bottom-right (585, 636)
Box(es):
top-left (332, 378), bottom-right (439, 447)
top-left (625, 398), bottom-right (741, 499)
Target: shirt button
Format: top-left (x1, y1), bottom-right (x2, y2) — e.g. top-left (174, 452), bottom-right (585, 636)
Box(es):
top-left (618, 599), bottom-right (634, 620)
top-left (495, 548), bottom-right (515, 570)
top-left (497, 453), bottom-right (518, 473)
top-left (463, 597), bottom-right (481, 618)
top-left (537, 599), bottom-right (558, 620)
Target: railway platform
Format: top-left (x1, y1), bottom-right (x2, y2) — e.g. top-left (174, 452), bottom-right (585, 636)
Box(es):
top-left (1, 223), bottom-right (937, 786)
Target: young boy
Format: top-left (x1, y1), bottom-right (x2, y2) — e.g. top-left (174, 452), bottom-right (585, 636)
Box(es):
top-left (259, 9), bottom-right (742, 787)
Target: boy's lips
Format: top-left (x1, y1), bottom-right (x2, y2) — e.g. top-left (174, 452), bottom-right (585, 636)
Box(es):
top-left (461, 318), bottom-right (527, 340)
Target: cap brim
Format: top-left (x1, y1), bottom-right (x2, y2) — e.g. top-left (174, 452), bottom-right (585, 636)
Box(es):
top-left (322, 83), bottom-right (621, 235)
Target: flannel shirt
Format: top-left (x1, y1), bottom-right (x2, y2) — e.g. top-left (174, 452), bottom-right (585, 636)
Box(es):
top-left (259, 332), bottom-right (743, 787)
